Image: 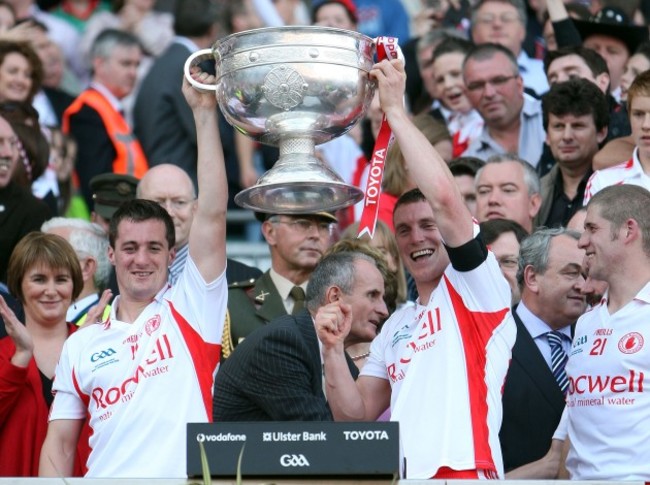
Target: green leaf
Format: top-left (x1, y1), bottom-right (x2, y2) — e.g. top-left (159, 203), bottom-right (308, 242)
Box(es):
top-left (236, 443), bottom-right (245, 485)
top-left (198, 441), bottom-right (212, 485)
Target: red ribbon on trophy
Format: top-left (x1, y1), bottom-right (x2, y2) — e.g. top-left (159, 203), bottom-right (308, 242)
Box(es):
top-left (357, 36), bottom-right (402, 239)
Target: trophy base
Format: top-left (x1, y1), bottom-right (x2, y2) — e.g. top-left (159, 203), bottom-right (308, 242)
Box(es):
top-left (235, 181), bottom-right (363, 214)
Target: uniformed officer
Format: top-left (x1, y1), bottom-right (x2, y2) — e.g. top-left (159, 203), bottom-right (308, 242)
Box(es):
top-left (89, 173), bottom-right (139, 232)
top-left (222, 210), bottom-right (336, 357)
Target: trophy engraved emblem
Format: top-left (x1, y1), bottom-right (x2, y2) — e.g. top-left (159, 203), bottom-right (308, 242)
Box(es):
top-left (184, 26), bottom-right (376, 214)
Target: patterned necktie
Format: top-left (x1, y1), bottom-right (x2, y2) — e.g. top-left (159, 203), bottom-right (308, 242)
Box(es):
top-left (548, 331), bottom-right (569, 395)
top-left (290, 286), bottom-right (306, 315)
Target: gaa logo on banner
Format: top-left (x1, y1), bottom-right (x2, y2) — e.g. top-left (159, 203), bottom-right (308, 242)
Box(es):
top-left (280, 454), bottom-right (310, 467)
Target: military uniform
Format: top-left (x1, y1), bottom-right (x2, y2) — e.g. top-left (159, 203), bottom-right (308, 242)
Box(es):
top-left (222, 210), bottom-right (337, 358)
top-left (222, 271), bottom-right (287, 359)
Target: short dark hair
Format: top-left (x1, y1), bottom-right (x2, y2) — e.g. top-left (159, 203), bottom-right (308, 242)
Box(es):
top-left (544, 45), bottom-right (609, 78)
top-left (394, 188), bottom-right (427, 216)
top-left (432, 37), bottom-right (474, 63)
top-left (463, 42), bottom-right (519, 74)
top-left (108, 199), bottom-right (176, 249)
top-left (449, 156), bottom-right (485, 178)
top-left (542, 78), bottom-right (610, 131)
top-left (480, 218), bottom-right (529, 246)
top-left (174, 0), bottom-right (223, 37)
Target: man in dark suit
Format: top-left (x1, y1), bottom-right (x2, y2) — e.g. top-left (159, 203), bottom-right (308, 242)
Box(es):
top-left (222, 210), bottom-right (335, 358)
top-left (133, 0), bottom-right (223, 186)
top-left (213, 250), bottom-right (389, 421)
top-left (500, 227), bottom-right (587, 471)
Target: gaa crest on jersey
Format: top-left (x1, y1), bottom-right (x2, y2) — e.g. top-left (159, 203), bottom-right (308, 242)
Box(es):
top-left (618, 332), bottom-right (644, 354)
top-left (145, 314), bottom-right (161, 336)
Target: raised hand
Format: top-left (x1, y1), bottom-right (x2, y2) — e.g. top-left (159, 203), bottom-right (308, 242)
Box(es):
top-left (182, 66), bottom-right (218, 111)
top-left (314, 301), bottom-right (352, 351)
top-left (0, 295), bottom-right (33, 367)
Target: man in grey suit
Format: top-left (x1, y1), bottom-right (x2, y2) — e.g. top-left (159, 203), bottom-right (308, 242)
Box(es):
top-left (213, 250), bottom-right (389, 421)
top-left (500, 227), bottom-right (587, 471)
top-left (133, 0), bottom-right (223, 185)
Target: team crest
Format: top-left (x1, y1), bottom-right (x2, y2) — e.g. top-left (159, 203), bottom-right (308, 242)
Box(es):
top-left (145, 315), bottom-right (161, 336)
top-left (618, 332), bottom-right (644, 354)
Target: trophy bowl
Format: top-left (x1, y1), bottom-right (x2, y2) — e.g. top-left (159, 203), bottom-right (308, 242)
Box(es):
top-left (184, 26), bottom-right (376, 214)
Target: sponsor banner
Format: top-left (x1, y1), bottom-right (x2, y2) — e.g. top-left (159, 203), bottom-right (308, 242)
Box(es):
top-left (187, 421), bottom-right (399, 477)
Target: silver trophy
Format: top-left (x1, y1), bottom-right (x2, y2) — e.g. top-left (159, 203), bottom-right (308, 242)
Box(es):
top-left (184, 26), bottom-right (376, 214)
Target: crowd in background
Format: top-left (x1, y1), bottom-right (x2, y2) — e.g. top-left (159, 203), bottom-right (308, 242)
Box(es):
top-left (1, 0), bottom-right (650, 480)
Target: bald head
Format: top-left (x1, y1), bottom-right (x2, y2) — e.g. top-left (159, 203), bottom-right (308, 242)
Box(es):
top-left (137, 164), bottom-right (197, 248)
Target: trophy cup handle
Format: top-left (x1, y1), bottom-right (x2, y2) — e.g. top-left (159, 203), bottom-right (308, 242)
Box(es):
top-left (183, 49), bottom-right (218, 92)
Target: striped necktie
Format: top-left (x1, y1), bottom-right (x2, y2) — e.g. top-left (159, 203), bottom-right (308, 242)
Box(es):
top-left (548, 331), bottom-right (569, 395)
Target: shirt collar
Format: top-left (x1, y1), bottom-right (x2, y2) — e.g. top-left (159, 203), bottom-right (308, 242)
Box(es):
top-left (516, 301), bottom-right (572, 340)
top-left (269, 268), bottom-right (307, 301)
top-left (90, 82), bottom-right (123, 112)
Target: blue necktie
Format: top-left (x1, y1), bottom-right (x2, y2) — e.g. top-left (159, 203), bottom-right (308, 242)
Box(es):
top-left (548, 331), bottom-right (569, 394)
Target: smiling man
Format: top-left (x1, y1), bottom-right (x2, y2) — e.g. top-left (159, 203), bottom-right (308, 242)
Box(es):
top-left (559, 184), bottom-right (650, 480)
top-left (317, 59), bottom-right (516, 479)
top-left (39, 71), bottom-right (228, 478)
top-left (462, 43), bottom-right (545, 168)
top-left (501, 228), bottom-right (586, 472)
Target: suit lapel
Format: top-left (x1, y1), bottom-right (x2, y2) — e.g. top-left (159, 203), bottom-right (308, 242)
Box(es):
top-left (512, 311), bottom-right (566, 413)
top-left (294, 309), bottom-right (326, 392)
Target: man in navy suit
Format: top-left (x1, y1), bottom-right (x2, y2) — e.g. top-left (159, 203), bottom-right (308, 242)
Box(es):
top-left (213, 251), bottom-right (388, 421)
top-left (500, 227), bottom-right (587, 471)
top-left (133, 0), bottom-right (223, 186)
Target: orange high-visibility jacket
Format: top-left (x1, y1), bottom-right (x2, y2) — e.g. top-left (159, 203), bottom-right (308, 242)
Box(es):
top-left (63, 89), bottom-right (148, 177)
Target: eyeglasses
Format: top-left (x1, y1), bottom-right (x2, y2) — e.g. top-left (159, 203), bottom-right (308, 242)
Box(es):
top-left (153, 198), bottom-right (195, 211)
top-left (466, 75), bottom-right (518, 93)
top-left (497, 256), bottom-right (519, 270)
top-left (475, 12), bottom-right (521, 25)
top-left (269, 218), bottom-right (334, 235)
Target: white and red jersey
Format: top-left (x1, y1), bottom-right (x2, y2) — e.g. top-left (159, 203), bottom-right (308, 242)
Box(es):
top-left (583, 148), bottom-right (650, 204)
top-left (49, 257), bottom-right (226, 478)
top-left (361, 225), bottom-right (516, 479)
top-left (564, 283), bottom-right (650, 480)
